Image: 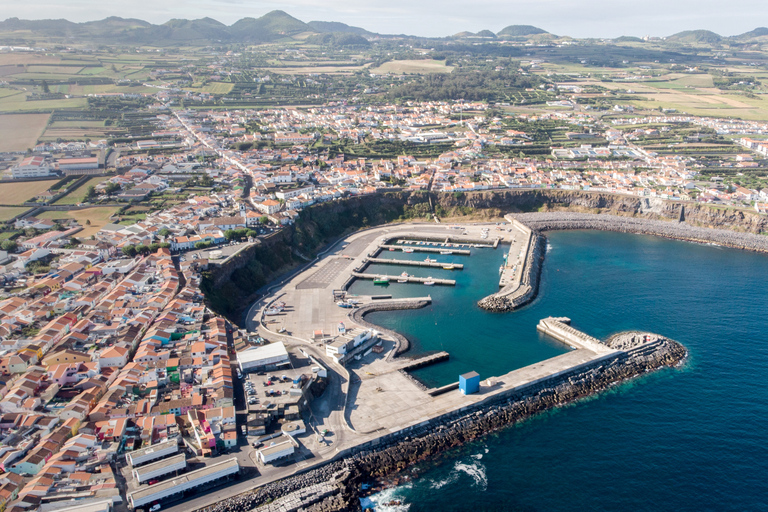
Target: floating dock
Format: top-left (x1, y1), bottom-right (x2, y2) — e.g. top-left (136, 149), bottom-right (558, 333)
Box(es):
top-left (352, 272), bottom-right (455, 286)
top-left (365, 257), bottom-right (464, 270)
top-left (379, 244), bottom-right (471, 255)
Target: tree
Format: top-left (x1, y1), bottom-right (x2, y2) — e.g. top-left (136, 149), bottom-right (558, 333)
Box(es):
top-left (158, 228), bottom-right (171, 237)
top-left (85, 219), bottom-right (91, 225)
top-left (41, 80), bottom-right (49, 94)
top-left (1, 240), bottom-right (17, 252)
top-left (104, 182), bottom-right (120, 195)
top-left (259, 216), bottom-right (269, 225)
top-left (122, 245), bottom-right (137, 257)
top-left (85, 185), bottom-right (96, 200)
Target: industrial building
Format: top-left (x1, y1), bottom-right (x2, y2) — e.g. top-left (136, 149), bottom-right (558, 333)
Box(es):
top-left (459, 371), bottom-right (480, 395)
top-left (128, 458), bottom-right (239, 508)
top-left (126, 439), bottom-right (179, 467)
top-left (325, 328), bottom-right (375, 363)
top-left (11, 156), bottom-right (55, 179)
top-left (132, 453), bottom-right (187, 484)
top-left (237, 342), bottom-right (290, 373)
top-left (257, 435), bottom-right (298, 464)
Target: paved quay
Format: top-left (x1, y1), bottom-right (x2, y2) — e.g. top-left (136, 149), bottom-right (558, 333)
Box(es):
top-left (180, 221), bottom-right (684, 512)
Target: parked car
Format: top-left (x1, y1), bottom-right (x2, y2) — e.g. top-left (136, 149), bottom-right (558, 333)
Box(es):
top-left (147, 479), bottom-right (159, 486)
top-left (149, 504), bottom-right (161, 512)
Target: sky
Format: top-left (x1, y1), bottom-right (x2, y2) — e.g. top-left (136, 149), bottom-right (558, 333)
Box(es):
top-left (2, 0), bottom-right (766, 38)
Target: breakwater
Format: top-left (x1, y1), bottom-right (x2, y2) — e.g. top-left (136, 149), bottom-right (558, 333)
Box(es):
top-left (350, 299), bottom-right (432, 356)
top-left (478, 232), bottom-right (545, 312)
top-left (516, 212), bottom-right (768, 253)
top-left (199, 331), bottom-right (686, 512)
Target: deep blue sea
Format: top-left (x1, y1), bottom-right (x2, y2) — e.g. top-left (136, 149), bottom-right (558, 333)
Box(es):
top-left (348, 230), bottom-right (768, 512)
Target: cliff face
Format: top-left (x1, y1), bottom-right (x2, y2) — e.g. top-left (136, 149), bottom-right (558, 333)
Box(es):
top-left (203, 190), bottom-right (768, 324)
top-left (435, 191), bottom-right (768, 234)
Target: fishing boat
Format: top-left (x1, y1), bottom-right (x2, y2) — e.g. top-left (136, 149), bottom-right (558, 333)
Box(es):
top-left (336, 301), bottom-right (353, 308)
top-left (373, 276), bottom-right (389, 285)
top-left (440, 250), bottom-right (453, 255)
top-left (389, 248), bottom-right (395, 251)
top-left (424, 257), bottom-right (436, 263)
top-left (442, 264), bottom-right (455, 270)
top-left (424, 278), bottom-right (436, 286)
top-left (403, 248), bottom-right (414, 253)
top-left (397, 277), bottom-right (409, 283)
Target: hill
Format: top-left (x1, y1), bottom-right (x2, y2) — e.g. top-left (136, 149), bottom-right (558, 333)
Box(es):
top-left (307, 20), bottom-right (375, 37)
top-left (733, 27), bottom-right (768, 40)
top-left (0, 11), bottom-right (314, 44)
top-left (229, 10), bottom-right (313, 42)
top-left (496, 25), bottom-right (548, 37)
top-left (666, 29), bottom-right (722, 43)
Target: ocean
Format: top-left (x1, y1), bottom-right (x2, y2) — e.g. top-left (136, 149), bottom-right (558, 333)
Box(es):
top-left (348, 230), bottom-right (768, 511)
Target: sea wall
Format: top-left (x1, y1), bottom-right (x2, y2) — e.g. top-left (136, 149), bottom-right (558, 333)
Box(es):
top-left (350, 299), bottom-right (431, 356)
top-left (515, 212), bottom-right (768, 252)
top-left (198, 333), bottom-right (686, 512)
top-left (477, 233), bottom-right (545, 312)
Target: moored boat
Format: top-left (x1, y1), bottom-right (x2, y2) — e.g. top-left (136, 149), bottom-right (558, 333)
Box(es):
top-left (373, 276), bottom-right (389, 285)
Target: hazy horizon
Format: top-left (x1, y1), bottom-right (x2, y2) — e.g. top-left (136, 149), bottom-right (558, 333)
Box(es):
top-left (2, 0), bottom-right (766, 39)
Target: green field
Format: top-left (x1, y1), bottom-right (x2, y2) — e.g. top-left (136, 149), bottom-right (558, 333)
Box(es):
top-left (54, 177), bottom-right (109, 205)
top-left (0, 94), bottom-right (87, 113)
top-left (0, 206), bottom-right (32, 221)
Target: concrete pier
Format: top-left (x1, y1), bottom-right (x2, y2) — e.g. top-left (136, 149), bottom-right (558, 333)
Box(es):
top-left (536, 317), bottom-right (616, 355)
top-left (396, 351), bottom-right (450, 372)
top-left (364, 257), bottom-right (464, 270)
top-left (351, 272), bottom-right (455, 286)
top-left (379, 244), bottom-right (471, 255)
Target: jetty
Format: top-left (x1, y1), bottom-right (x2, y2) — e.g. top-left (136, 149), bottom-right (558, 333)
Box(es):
top-left (351, 272), bottom-right (455, 286)
top-left (364, 257), bottom-right (464, 270)
top-left (379, 244), bottom-right (471, 255)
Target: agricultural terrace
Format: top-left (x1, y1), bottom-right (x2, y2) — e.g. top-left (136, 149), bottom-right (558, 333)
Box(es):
top-left (0, 113), bottom-right (50, 152)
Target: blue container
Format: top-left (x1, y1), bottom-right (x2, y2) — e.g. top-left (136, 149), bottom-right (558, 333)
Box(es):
top-left (459, 371), bottom-right (480, 395)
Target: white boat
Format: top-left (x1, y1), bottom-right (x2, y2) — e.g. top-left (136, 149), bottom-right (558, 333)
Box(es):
top-left (443, 264), bottom-right (455, 270)
top-left (397, 278), bottom-right (408, 283)
top-left (424, 278), bottom-right (436, 286)
top-left (403, 248), bottom-right (414, 253)
top-left (440, 250), bottom-right (453, 255)
top-left (424, 257), bottom-right (436, 263)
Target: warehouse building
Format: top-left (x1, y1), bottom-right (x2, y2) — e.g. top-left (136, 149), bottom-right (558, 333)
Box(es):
top-left (126, 439), bottom-right (179, 467)
top-left (132, 453), bottom-right (187, 484)
top-left (128, 458), bottom-right (239, 508)
top-left (237, 342), bottom-right (290, 373)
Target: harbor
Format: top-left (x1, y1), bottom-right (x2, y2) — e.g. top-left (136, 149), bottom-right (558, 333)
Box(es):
top-left (351, 271), bottom-right (456, 286)
top-left (378, 244), bottom-right (472, 255)
top-left (207, 221), bottom-right (693, 512)
top-left (363, 257), bottom-right (464, 270)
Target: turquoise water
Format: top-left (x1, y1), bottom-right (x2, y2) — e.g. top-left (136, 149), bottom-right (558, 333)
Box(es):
top-left (350, 231), bottom-right (768, 512)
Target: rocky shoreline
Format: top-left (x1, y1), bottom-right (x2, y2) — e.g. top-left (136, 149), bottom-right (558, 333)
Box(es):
top-left (199, 332), bottom-right (686, 512)
top-left (515, 212), bottom-right (768, 252)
